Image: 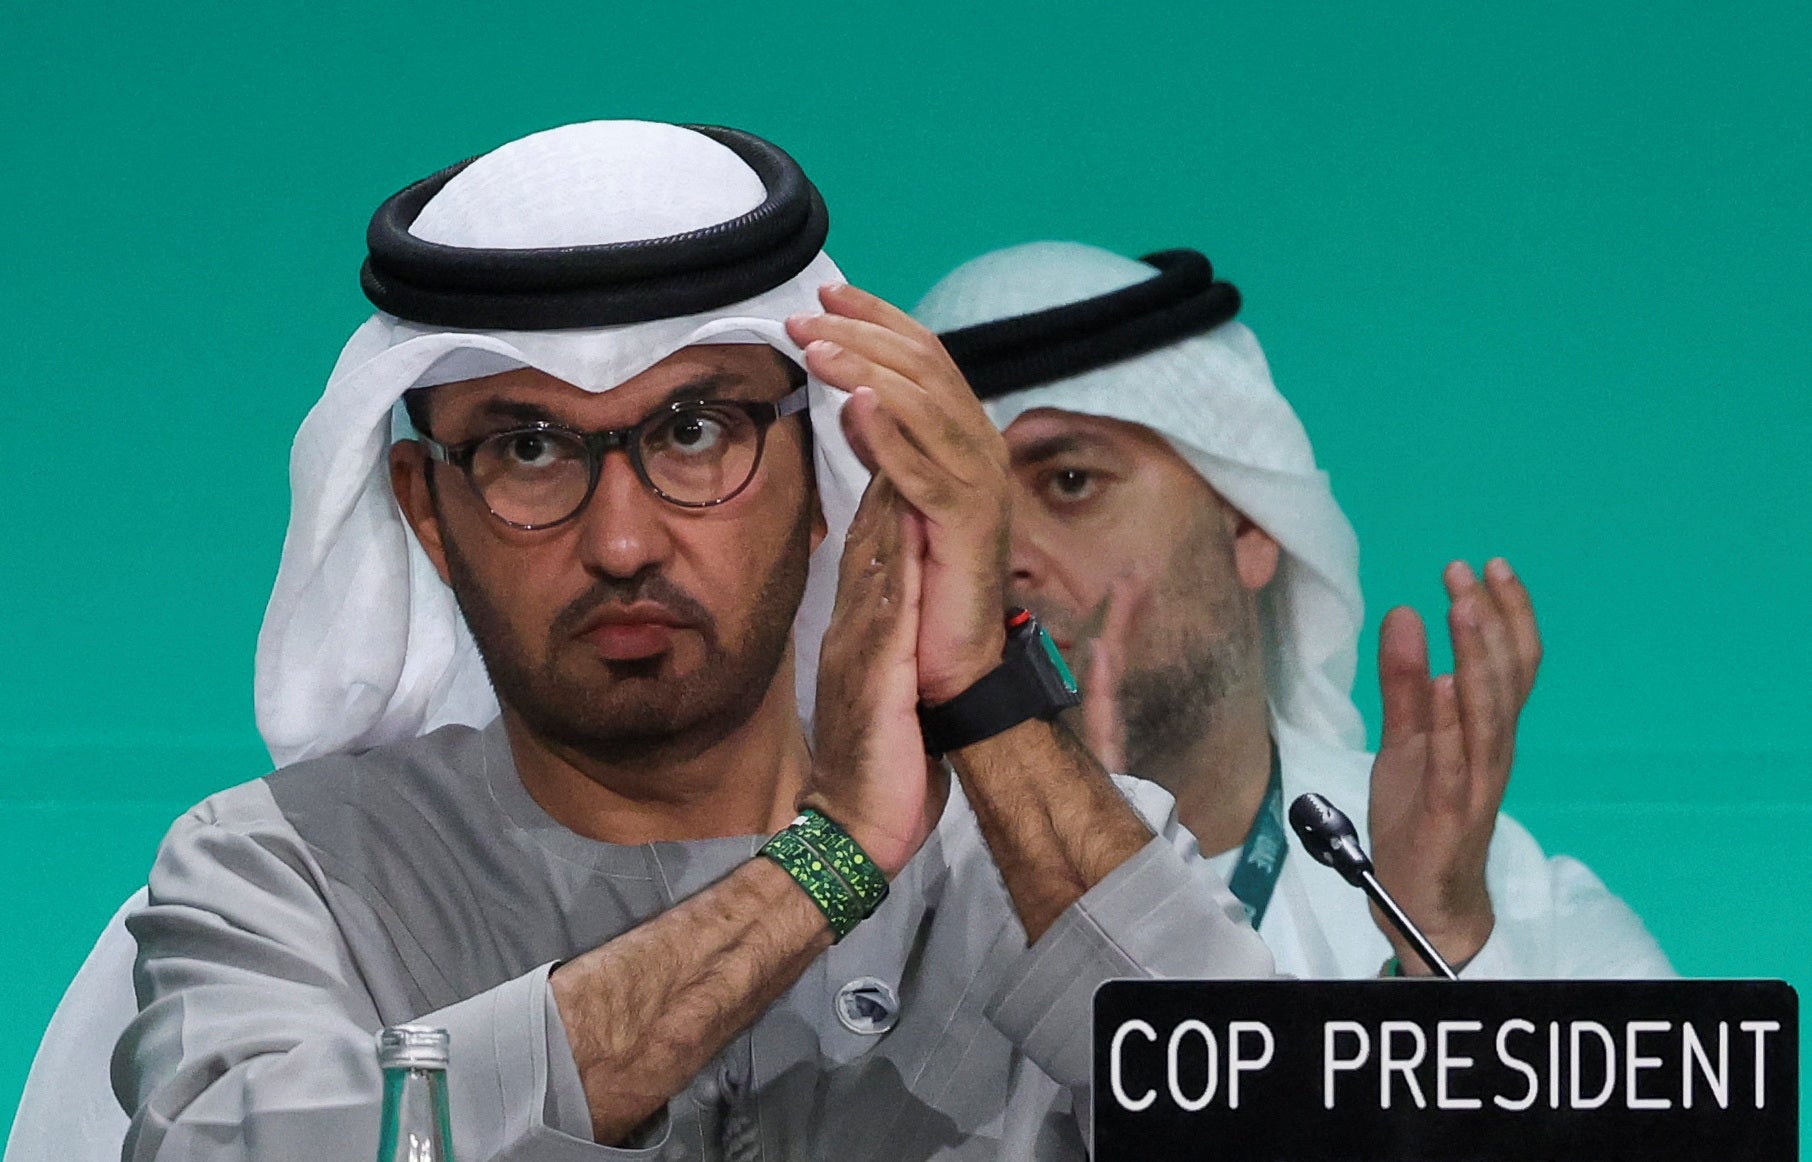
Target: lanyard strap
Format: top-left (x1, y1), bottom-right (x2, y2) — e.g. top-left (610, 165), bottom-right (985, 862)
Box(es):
top-left (1225, 743), bottom-right (1286, 928)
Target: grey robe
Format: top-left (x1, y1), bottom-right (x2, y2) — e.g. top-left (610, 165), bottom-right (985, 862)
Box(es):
top-left (115, 721), bottom-right (1272, 1159)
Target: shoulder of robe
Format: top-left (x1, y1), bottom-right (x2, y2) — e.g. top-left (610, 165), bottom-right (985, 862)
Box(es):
top-left (158, 724), bottom-right (489, 851)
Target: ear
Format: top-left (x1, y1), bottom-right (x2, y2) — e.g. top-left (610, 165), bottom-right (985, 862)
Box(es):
top-left (388, 441), bottom-right (454, 586)
top-left (1232, 513), bottom-right (1281, 592)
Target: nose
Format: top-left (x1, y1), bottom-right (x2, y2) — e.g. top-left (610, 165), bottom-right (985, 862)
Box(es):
top-left (573, 447), bottom-right (676, 579)
top-left (1007, 487), bottom-right (1061, 602)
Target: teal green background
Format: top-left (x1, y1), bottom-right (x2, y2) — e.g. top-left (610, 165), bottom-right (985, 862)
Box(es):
top-left (3, 0), bottom-right (1807, 1145)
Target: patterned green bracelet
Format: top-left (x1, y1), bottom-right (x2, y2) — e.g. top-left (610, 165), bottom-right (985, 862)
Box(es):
top-left (790, 808), bottom-right (890, 915)
top-left (760, 827), bottom-right (865, 941)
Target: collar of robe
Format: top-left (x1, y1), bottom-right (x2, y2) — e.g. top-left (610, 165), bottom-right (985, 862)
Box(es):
top-left (359, 124), bottom-right (830, 330)
top-left (937, 248), bottom-right (1242, 399)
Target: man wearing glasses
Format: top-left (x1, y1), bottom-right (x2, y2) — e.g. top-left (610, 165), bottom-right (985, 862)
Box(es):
top-left (112, 123), bottom-right (1271, 1160)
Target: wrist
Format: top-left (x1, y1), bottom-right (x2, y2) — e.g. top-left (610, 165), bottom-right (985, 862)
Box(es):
top-left (918, 610), bottom-right (1078, 755)
top-left (795, 793), bottom-right (915, 880)
top-left (759, 807), bottom-right (891, 942)
top-left (919, 630), bottom-right (1008, 707)
top-left (1387, 912), bottom-right (1494, 976)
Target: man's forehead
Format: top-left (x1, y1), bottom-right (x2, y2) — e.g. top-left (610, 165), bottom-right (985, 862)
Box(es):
top-left (1003, 407), bottom-right (1178, 460)
top-left (414, 343), bottom-right (795, 424)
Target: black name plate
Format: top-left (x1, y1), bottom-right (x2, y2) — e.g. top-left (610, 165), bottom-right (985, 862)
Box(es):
top-left (1093, 979), bottom-right (1797, 1160)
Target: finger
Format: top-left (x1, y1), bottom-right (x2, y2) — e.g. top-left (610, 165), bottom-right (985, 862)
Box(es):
top-left (829, 473), bottom-right (903, 608)
top-left (1099, 573), bottom-right (1147, 663)
top-left (1080, 575), bottom-right (1141, 772)
top-left (841, 393), bottom-right (988, 533)
top-left (807, 338), bottom-right (941, 445)
top-left (1376, 605), bottom-right (1433, 747)
top-left (1448, 593), bottom-right (1508, 776)
top-left (788, 310), bottom-right (950, 388)
top-left (809, 338), bottom-right (1002, 489)
top-left (828, 475), bottom-right (924, 677)
top-left (815, 282), bottom-right (951, 364)
top-left (838, 386), bottom-right (886, 472)
top-left (1427, 673), bottom-right (1469, 814)
top-left (1483, 557), bottom-right (1542, 700)
top-left (1081, 634), bottom-right (1124, 774)
top-left (1446, 560), bottom-right (1518, 720)
top-left (896, 504), bottom-right (926, 623)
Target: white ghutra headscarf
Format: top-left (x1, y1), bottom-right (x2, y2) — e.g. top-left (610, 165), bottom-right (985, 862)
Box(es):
top-left (255, 120), bottom-right (870, 766)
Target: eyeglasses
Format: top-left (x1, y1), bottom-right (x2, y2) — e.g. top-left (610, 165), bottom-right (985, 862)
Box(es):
top-left (421, 386), bottom-right (809, 529)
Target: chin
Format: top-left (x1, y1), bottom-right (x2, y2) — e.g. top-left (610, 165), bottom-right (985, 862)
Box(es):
top-left (524, 661), bottom-right (760, 760)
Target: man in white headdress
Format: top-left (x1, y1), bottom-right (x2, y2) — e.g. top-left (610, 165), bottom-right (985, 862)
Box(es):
top-left (109, 130), bottom-right (1271, 1160)
top-left (913, 242), bottom-right (1673, 980)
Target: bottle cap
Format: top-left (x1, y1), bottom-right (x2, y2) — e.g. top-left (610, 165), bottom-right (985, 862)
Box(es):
top-left (376, 1025), bottom-right (450, 1070)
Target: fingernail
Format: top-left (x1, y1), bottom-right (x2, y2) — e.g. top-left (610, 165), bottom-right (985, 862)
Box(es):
top-left (1455, 598), bottom-right (1479, 628)
top-left (786, 312), bottom-right (815, 328)
top-left (810, 339), bottom-right (842, 357)
top-left (822, 281), bottom-right (848, 294)
top-left (1485, 557), bottom-right (1512, 582)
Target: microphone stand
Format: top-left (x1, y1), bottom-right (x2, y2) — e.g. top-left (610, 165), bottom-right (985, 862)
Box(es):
top-left (1288, 792), bottom-right (1460, 980)
top-left (1356, 869), bottom-right (1457, 980)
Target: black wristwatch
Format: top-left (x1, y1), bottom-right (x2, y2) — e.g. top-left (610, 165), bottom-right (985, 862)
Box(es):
top-left (918, 609), bottom-right (1082, 755)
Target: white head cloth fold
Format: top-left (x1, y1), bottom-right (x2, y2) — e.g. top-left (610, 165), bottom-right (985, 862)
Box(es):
top-left (256, 121), bottom-right (866, 767)
top-left (912, 241), bottom-right (1365, 752)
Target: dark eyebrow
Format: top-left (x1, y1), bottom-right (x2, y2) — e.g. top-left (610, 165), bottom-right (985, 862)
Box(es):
top-left (1011, 432), bottom-right (1112, 467)
top-left (476, 399), bottom-right (559, 426)
top-left (659, 371), bottom-right (741, 407)
top-left (468, 371), bottom-right (746, 432)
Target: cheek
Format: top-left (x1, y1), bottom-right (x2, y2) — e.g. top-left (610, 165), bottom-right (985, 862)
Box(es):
top-left (445, 511), bottom-right (580, 628)
top-left (1067, 504), bottom-right (1181, 599)
top-left (669, 477), bottom-right (810, 618)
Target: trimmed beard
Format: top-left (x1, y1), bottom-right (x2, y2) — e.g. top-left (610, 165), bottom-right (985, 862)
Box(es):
top-left (442, 496), bottom-right (815, 768)
top-left (1115, 550), bottom-right (1260, 779)
top-left (1117, 626), bottom-right (1250, 777)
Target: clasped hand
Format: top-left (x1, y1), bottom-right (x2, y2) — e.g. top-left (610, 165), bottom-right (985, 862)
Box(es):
top-left (788, 284), bottom-right (1012, 878)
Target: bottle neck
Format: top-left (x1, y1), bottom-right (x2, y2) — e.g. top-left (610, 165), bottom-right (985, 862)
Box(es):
top-left (377, 1066), bottom-right (454, 1162)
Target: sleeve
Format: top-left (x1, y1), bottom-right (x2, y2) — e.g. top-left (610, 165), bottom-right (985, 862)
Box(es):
top-left (1460, 812), bottom-right (1677, 980)
top-left (115, 795), bottom-right (677, 1161)
top-left (981, 776), bottom-right (1275, 1135)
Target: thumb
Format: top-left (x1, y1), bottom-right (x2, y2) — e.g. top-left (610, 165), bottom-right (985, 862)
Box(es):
top-left (1081, 634), bottom-right (1125, 774)
top-left (1376, 605), bottom-right (1432, 753)
top-left (1080, 575), bottom-right (1143, 773)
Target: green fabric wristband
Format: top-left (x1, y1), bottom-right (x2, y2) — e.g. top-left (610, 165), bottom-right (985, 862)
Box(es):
top-left (791, 808), bottom-right (890, 914)
top-left (760, 827), bottom-right (864, 941)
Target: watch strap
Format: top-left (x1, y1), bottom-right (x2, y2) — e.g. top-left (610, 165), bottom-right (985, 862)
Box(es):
top-left (918, 652), bottom-right (1056, 754)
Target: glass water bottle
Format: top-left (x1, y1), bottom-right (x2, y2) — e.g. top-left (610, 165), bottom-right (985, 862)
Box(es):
top-left (376, 1025), bottom-right (455, 1162)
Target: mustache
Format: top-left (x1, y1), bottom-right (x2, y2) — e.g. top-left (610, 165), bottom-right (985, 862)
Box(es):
top-left (549, 571), bottom-right (719, 649)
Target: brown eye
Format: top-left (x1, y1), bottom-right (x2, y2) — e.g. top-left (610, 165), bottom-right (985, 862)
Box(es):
top-left (648, 408), bottom-right (733, 457)
top-left (1047, 468), bottom-right (1097, 502)
top-left (504, 431), bottom-right (560, 468)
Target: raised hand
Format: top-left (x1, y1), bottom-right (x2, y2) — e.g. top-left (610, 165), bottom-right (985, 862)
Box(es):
top-left (787, 284), bottom-right (1011, 705)
top-left (1366, 558), bottom-right (1542, 972)
top-left (1077, 574), bottom-right (1147, 775)
top-left (802, 473), bottom-right (948, 878)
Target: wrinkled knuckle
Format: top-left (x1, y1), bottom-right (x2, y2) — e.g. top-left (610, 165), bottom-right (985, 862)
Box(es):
top-left (904, 332), bottom-right (940, 365)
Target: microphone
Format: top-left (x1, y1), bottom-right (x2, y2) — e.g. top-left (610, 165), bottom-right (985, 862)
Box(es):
top-left (1287, 792), bottom-right (1459, 980)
